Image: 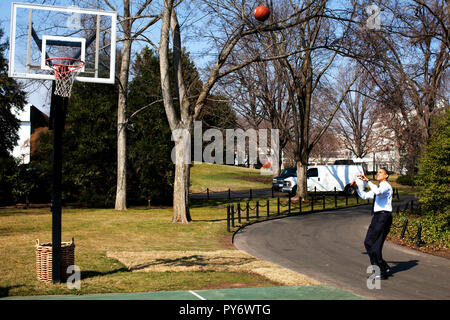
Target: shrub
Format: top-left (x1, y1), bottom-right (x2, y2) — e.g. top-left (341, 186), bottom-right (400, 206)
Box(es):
top-left (393, 210), bottom-right (450, 249)
top-left (396, 174), bottom-right (416, 186)
top-left (416, 110), bottom-right (450, 216)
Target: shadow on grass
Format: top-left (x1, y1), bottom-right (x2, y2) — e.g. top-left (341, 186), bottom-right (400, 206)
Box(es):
top-left (130, 254), bottom-right (256, 272)
top-left (81, 267), bottom-right (129, 280)
top-left (0, 285), bottom-right (24, 298)
top-left (192, 218), bottom-right (228, 222)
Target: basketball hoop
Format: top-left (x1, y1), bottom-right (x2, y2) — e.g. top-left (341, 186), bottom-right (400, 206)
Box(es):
top-left (45, 58), bottom-right (85, 98)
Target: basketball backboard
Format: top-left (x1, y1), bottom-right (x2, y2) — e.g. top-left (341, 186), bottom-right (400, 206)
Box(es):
top-left (9, 2), bottom-right (117, 84)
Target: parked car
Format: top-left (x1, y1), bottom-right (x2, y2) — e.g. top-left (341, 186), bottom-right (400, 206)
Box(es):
top-left (281, 164), bottom-right (366, 196)
top-left (272, 167), bottom-right (297, 191)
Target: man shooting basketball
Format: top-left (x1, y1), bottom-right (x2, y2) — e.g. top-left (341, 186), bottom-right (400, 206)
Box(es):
top-left (351, 168), bottom-right (393, 280)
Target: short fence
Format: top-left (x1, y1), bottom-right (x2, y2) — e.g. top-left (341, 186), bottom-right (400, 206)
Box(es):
top-left (390, 199), bottom-right (425, 247)
top-left (225, 192), bottom-right (370, 232)
top-left (191, 187), bottom-right (277, 201)
top-left (192, 186), bottom-right (401, 202)
top-left (225, 190), bottom-right (423, 248)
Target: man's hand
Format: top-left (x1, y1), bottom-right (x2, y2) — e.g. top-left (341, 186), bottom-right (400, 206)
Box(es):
top-left (357, 174), bottom-right (369, 182)
top-left (350, 180), bottom-right (358, 189)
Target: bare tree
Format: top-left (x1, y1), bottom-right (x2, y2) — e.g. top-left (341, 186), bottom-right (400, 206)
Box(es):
top-left (159, 0), bottom-right (325, 223)
top-left (333, 66), bottom-right (377, 159)
top-left (215, 1), bottom-right (362, 199)
top-left (385, 0), bottom-right (449, 141)
top-left (309, 130), bottom-right (341, 164)
top-left (99, 0), bottom-right (161, 210)
top-left (268, 0), bottom-right (358, 199)
top-left (219, 55), bottom-right (293, 175)
top-left (347, 0), bottom-right (449, 172)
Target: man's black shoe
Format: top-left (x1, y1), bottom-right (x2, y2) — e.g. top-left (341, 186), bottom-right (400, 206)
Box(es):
top-left (379, 273), bottom-right (389, 280)
top-left (381, 262), bottom-right (391, 274)
top-left (381, 267), bottom-right (391, 275)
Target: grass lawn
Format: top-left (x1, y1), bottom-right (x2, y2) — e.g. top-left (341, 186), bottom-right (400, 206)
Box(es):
top-left (190, 163), bottom-right (272, 193)
top-left (0, 196), bottom-right (373, 297)
top-left (0, 205), bottom-right (283, 297)
top-left (0, 164), bottom-right (413, 298)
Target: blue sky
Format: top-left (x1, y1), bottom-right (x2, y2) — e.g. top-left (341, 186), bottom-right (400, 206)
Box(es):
top-left (0, 1), bottom-right (48, 113)
top-left (0, 0), bottom-right (211, 115)
top-left (1, 0), bottom-right (361, 116)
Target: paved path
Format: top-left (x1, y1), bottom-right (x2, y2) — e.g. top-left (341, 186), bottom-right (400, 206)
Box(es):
top-left (234, 195), bottom-right (450, 300)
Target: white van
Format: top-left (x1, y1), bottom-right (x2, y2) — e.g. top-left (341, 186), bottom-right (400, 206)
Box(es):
top-left (281, 165), bottom-right (366, 195)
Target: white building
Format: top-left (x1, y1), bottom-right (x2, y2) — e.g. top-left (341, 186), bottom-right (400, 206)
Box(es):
top-left (12, 104), bottom-right (32, 164)
top-left (10, 104), bottom-right (49, 164)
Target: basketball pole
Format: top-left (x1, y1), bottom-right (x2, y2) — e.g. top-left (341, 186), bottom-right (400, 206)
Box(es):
top-left (50, 81), bottom-right (67, 284)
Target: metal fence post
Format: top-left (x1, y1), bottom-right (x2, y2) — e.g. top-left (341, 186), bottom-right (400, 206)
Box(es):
top-left (334, 187), bottom-right (337, 208)
top-left (400, 219), bottom-right (408, 239)
top-left (345, 193), bottom-right (348, 206)
top-left (231, 204), bottom-right (235, 228)
top-left (237, 203), bottom-right (241, 224)
top-left (246, 201), bottom-right (249, 221)
top-left (256, 200), bottom-right (259, 218)
top-left (277, 197), bottom-right (280, 216)
top-left (227, 204), bottom-right (230, 232)
top-left (228, 188), bottom-right (231, 201)
top-left (271, 186), bottom-right (274, 198)
top-left (416, 224), bottom-right (422, 247)
top-left (207, 188), bottom-right (210, 200)
top-left (250, 188), bottom-right (252, 200)
top-left (267, 199), bottom-right (270, 217)
top-left (311, 194), bottom-right (314, 212)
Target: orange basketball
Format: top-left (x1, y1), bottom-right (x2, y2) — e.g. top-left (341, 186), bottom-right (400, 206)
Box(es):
top-left (254, 5), bottom-right (270, 22)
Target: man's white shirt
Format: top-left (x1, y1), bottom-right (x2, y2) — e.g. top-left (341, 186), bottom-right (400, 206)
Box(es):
top-left (356, 181), bottom-right (393, 212)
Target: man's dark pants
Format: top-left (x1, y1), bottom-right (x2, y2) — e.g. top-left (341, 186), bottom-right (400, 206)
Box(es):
top-left (364, 210), bottom-right (392, 273)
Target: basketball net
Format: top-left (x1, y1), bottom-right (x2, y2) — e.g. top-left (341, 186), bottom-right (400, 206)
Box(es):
top-left (46, 58), bottom-right (85, 98)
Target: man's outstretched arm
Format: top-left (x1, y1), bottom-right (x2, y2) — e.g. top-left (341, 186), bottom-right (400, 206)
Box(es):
top-left (350, 180), bottom-right (374, 200)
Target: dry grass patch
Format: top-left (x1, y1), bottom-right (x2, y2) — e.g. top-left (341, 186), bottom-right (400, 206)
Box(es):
top-left (107, 250), bottom-right (320, 286)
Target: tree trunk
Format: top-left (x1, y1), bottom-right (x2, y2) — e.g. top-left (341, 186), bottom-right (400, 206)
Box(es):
top-left (296, 160), bottom-right (307, 200)
top-left (172, 145), bottom-right (192, 224)
top-left (115, 1), bottom-right (132, 211)
top-left (115, 37), bottom-right (132, 211)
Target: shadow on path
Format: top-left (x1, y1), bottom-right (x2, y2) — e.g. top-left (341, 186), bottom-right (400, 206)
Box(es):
top-left (388, 260), bottom-right (419, 275)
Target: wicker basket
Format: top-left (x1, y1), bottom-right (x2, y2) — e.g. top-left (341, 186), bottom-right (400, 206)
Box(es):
top-left (35, 238), bottom-right (75, 283)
